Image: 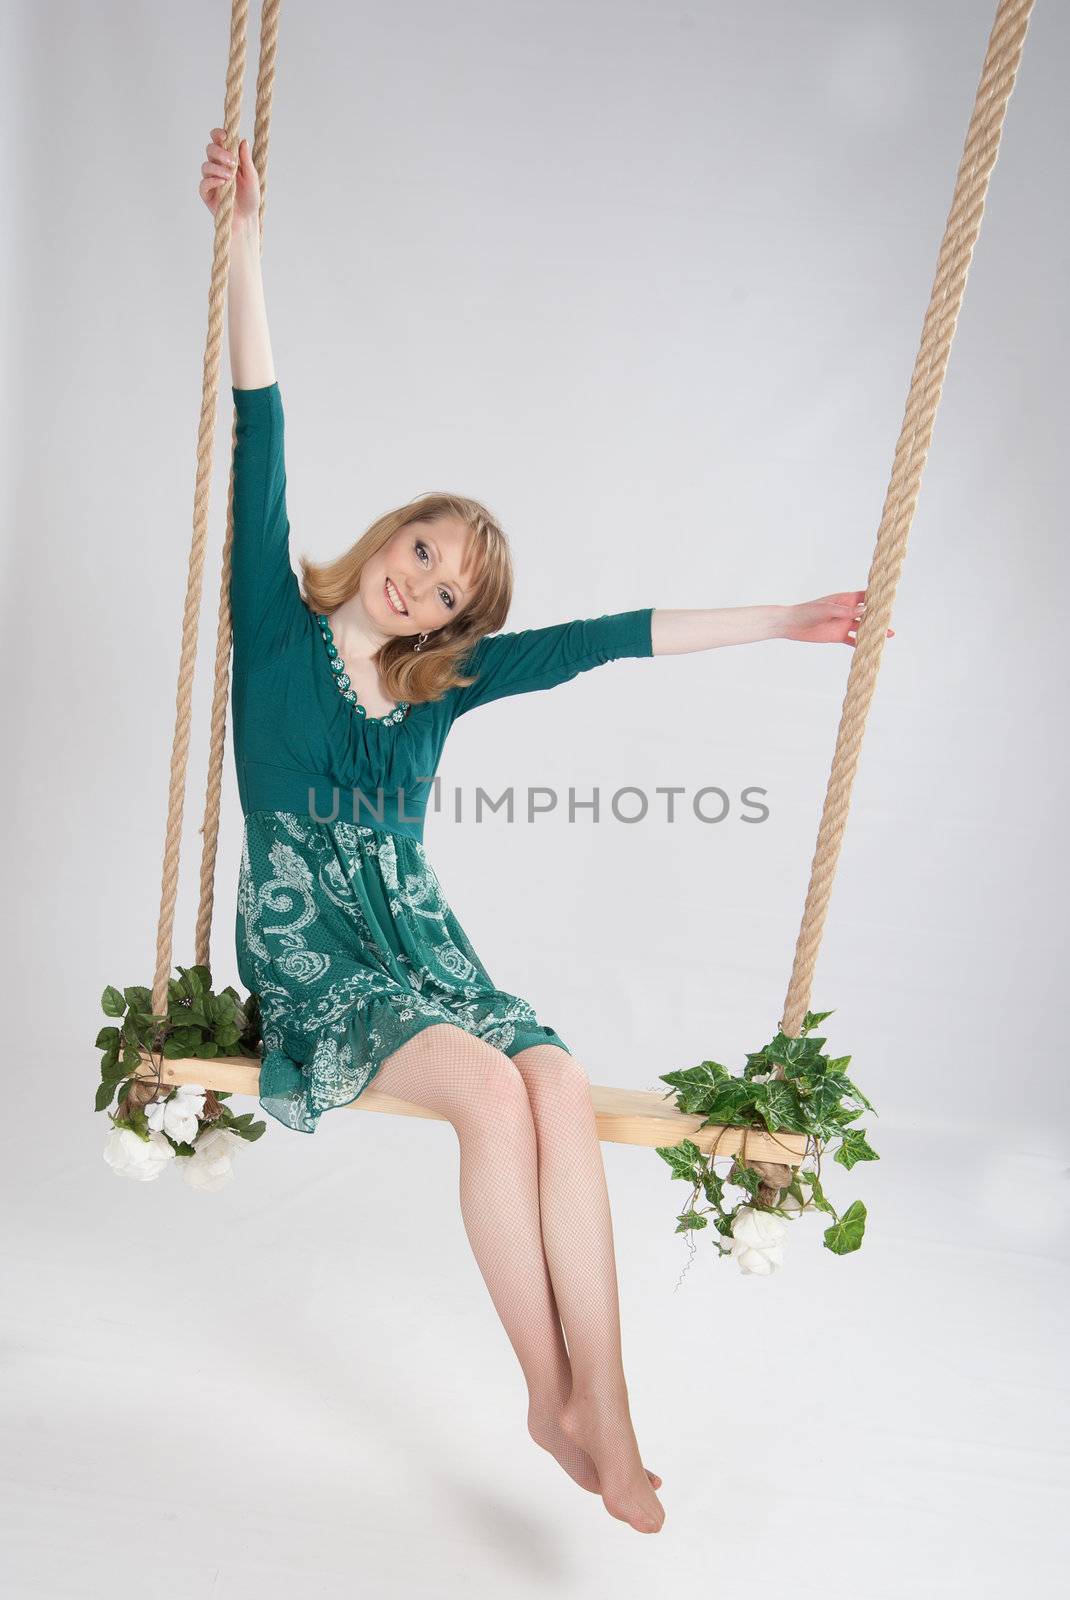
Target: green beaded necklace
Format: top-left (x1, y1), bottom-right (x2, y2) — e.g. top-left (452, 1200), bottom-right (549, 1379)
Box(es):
top-left (315, 613), bottom-right (409, 725)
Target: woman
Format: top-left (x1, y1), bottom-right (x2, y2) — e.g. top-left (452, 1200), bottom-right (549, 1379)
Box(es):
top-left (200, 128), bottom-right (888, 1536)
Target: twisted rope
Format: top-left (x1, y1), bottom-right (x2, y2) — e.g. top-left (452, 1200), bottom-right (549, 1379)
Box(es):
top-left (194, 4), bottom-right (282, 971)
top-left (778, 0), bottom-right (1035, 1040)
top-left (150, 0), bottom-right (280, 1018)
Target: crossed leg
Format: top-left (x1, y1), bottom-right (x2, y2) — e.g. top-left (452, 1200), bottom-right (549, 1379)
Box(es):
top-left (369, 1023), bottom-right (664, 1533)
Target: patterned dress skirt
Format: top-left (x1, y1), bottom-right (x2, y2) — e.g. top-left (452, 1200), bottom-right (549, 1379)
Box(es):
top-left (235, 810), bottom-right (571, 1133)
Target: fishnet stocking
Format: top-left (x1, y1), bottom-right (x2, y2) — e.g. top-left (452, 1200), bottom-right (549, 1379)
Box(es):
top-left (370, 1023), bottom-right (665, 1533)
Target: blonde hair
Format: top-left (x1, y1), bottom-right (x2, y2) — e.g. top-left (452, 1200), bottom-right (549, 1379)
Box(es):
top-left (297, 492), bottom-right (513, 703)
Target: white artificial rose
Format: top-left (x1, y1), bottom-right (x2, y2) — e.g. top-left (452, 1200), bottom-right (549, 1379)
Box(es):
top-left (102, 1125), bottom-right (175, 1182)
top-left (180, 1125), bottom-right (243, 1191)
top-left (144, 1083), bottom-right (207, 1145)
top-left (730, 1204), bottom-right (789, 1275)
top-left (750, 1070), bottom-right (774, 1083)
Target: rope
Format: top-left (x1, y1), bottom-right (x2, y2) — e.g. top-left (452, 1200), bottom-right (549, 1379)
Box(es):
top-left (194, 5), bottom-right (282, 971)
top-left (778, 0), bottom-right (1035, 1040)
top-left (150, 0), bottom-right (280, 1018)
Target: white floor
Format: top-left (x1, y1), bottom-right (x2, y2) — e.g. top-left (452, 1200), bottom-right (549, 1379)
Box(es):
top-left (4, 1105), bottom-right (1066, 1599)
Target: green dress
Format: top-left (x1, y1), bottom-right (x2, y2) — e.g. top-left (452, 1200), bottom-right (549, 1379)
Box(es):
top-left (230, 382), bottom-right (654, 1133)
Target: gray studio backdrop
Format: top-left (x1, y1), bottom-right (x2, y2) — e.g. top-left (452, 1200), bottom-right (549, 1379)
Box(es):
top-left (3, 3), bottom-right (1067, 1597)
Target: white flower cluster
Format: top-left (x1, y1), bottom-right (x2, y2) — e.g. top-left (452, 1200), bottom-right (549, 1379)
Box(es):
top-left (730, 1205), bottom-right (789, 1274)
top-left (102, 1084), bottom-right (245, 1191)
top-left (729, 1189), bottom-right (818, 1274)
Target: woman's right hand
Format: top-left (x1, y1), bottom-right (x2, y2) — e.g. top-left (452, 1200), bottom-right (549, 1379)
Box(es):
top-left (199, 126), bottom-right (260, 234)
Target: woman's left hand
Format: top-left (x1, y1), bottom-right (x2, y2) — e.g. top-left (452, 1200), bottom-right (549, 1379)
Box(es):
top-left (782, 590), bottom-right (894, 648)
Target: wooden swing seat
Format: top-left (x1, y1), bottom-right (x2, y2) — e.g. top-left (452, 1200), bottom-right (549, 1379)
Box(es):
top-left (132, 1046), bottom-right (808, 1158)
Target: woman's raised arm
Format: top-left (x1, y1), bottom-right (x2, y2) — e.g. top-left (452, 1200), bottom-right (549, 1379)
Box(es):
top-left (228, 219), bottom-right (276, 390)
top-left (199, 125), bottom-right (276, 389)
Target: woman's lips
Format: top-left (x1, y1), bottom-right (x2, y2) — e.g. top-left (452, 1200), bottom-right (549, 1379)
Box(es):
top-left (385, 577), bottom-right (408, 615)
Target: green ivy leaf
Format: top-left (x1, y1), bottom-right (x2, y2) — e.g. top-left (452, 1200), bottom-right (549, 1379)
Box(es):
top-left (827, 1103), bottom-right (866, 1127)
top-left (700, 1166), bottom-right (727, 1209)
top-left (675, 1209), bottom-right (708, 1234)
top-left (658, 1061), bottom-right (732, 1106)
top-left (834, 1128), bottom-right (880, 1169)
top-left (654, 1138), bottom-right (705, 1180)
top-left (784, 1040), bottom-right (827, 1074)
top-left (838, 1075), bottom-right (877, 1114)
top-left (753, 1079), bottom-right (810, 1133)
top-left (824, 1200), bottom-right (866, 1255)
top-left (729, 1161), bottom-right (763, 1198)
top-left (764, 1032), bottom-right (826, 1072)
top-left (803, 1075), bottom-right (849, 1125)
top-left (695, 1080), bottom-right (759, 1126)
top-left (798, 1170), bottom-right (837, 1216)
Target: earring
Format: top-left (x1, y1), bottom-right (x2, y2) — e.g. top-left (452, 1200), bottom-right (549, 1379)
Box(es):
top-left (414, 631), bottom-right (430, 652)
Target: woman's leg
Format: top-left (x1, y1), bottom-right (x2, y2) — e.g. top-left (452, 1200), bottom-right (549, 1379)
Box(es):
top-left (369, 1023), bottom-right (662, 1530)
top-left (509, 1043), bottom-right (665, 1533)
top-left (372, 1023), bottom-right (573, 1412)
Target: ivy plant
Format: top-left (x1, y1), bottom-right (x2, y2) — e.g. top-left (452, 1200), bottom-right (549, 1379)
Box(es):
top-left (95, 964), bottom-right (267, 1148)
top-left (654, 1008), bottom-right (878, 1267)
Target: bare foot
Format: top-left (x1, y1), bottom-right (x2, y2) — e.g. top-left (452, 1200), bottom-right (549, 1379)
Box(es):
top-left (558, 1392), bottom-right (665, 1533)
top-left (527, 1407), bottom-right (662, 1497)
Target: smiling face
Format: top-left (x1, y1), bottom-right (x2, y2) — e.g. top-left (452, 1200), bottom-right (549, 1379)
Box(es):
top-left (364, 515), bottom-right (479, 638)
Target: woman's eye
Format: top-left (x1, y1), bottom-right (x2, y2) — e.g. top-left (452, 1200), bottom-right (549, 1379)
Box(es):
top-left (416, 540), bottom-right (454, 607)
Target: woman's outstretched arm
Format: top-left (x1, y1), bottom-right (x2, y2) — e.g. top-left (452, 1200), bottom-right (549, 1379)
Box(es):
top-left (651, 592), bottom-right (893, 654)
top-left (200, 125), bottom-right (276, 389)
